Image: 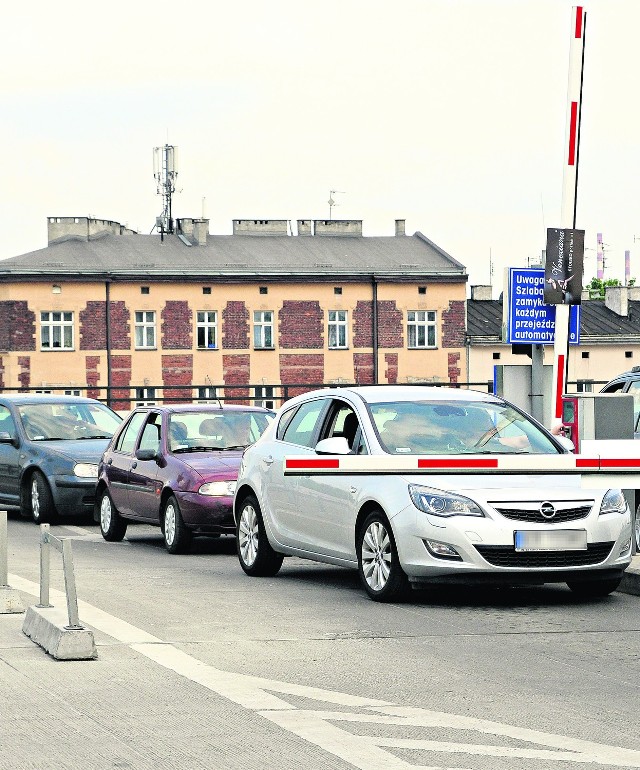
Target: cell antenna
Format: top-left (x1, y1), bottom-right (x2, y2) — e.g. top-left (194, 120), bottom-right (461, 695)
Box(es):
top-left (153, 145), bottom-right (179, 236)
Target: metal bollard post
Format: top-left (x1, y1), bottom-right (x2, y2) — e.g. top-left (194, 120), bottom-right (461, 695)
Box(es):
top-left (0, 510), bottom-right (25, 614)
top-left (37, 524), bottom-right (52, 608)
top-left (0, 510), bottom-right (8, 588)
top-left (61, 539), bottom-right (82, 629)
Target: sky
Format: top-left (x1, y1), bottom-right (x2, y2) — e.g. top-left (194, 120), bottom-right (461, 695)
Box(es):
top-left (2, 0), bottom-right (638, 293)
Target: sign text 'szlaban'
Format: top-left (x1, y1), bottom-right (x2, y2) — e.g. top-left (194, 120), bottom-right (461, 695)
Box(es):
top-left (506, 268), bottom-right (580, 345)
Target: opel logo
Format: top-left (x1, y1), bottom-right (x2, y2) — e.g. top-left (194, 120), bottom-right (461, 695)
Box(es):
top-left (539, 501), bottom-right (556, 519)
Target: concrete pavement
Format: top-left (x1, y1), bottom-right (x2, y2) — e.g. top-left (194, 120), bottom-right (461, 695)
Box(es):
top-left (620, 552), bottom-right (640, 595)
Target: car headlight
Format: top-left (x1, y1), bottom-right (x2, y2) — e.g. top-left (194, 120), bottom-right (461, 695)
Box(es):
top-left (599, 488), bottom-right (627, 515)
top-left (74, 462), bottom-right (99, 479)
top-left (409, 484), bottom-right (484, 517)
top-left (198, 481), bottom-right (237, 496)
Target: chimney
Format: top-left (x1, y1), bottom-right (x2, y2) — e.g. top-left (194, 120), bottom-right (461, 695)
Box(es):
top-left (193, 218), bottom-right (209, 246)
top-left (470, 285), bottom-right (493, 301)
top-left (297, 220), bottom-right (312, 236)
top-left (314, 220), bottom-right (362, 237)
top-left (47, 216), bottom-right (134, 244)
top-left (395, 219), bottom-right (406, 236)
top-left (233, 219), bottom-right (289, 236)
top-left (605, 285), bottom-right (628, 316)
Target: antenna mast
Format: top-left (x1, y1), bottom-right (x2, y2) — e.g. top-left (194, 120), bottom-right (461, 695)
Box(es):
top-left (153, 145), bottom-right (179, 236)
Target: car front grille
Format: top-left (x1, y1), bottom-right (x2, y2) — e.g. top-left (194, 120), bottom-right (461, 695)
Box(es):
top-left (474, 542), bottom-right (614, 568)
top-left (493, 504), bottom-right (592, 524)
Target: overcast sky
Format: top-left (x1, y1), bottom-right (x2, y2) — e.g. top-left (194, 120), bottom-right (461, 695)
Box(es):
top-left (2, 0), bottom-right (637, 292)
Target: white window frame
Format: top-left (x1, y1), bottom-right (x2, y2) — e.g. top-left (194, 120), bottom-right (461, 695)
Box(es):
top-left (253, 311), bottom-right (274, 349)
top-left (196, 311), bottom-right (218, 349)
top-left (328, 310), bottom-right (348, 349)
top-left (135, 311), bottom-right (156, 349)
top-left (135, 387), bottom-right (157, 406)
top-left (196, 386), bottom-right (220, 404)
top-left (407, 310), bottom-right (437, 349)
top-left (41, 311), bottom-right (74, 350)
top-left (254, 386), bottom-right (275, 410)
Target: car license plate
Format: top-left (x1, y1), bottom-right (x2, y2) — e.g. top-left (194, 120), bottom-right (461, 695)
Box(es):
top-left (514, 529), bottom-right (587, 552)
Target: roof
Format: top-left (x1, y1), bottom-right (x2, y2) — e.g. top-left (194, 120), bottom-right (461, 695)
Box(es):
top-left (0, 394), bottom-right (103, 405)
top-left (289, 385), bottom-right (498, 405)
top-left (467, 299), bottom-right (640, 343)
top-left (0, 231), bottom-right (467, 282)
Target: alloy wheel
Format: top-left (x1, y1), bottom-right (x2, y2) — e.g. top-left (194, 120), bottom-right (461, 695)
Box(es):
top-left (31, 478), bottom-right (41, 522)
top-left (361, 520), bottom-right (392, 592)
top-left (238, 503), bottom-right (259, 567)
top-left (165, 502), bottom-right (177, 547)
top-left (100, 494), bottom-right (112, 532)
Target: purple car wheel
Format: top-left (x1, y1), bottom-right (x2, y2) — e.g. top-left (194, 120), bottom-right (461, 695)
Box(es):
top-left (163, 495), bottom-right (192, 554)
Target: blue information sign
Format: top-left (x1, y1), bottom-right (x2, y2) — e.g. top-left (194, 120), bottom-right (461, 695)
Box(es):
top-left (506, 267), bottom-right (580, 345)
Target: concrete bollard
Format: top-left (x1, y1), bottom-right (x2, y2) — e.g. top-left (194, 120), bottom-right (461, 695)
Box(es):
top-left (22, 524), bottom-right (96, 660)
top-left (0, 510), bottom-right (25, 614)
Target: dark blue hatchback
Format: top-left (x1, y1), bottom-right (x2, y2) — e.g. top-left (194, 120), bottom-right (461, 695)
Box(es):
top-left (0, 394), bottom-right (122, 523)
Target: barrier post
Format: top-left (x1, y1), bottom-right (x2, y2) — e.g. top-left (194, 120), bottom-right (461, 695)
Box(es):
top-left (0, 510), bottom-right (25, 614)
top-left (21, 524), bottom-right (96, 659)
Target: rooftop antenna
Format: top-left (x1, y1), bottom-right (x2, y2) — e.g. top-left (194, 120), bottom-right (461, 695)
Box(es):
top-left (328, 190), bottom-right (345, 220)
top-left (153, 145), bottom-right (179, 238)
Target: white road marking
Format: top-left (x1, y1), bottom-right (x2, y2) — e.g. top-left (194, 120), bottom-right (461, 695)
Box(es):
top-left (10, 573), bottom-right (640, 769)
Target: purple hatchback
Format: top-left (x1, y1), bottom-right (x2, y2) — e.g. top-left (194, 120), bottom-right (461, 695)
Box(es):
top-left (96, 404), bottom-right (274, 553)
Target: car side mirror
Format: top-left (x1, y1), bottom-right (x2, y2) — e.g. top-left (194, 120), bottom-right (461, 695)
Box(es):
top-left (135, 447), bottom-right (160, 462)
top-left (315, 437), bottom-right (351, 455)
top-left (0, 431), bottom-right (17, 446)
top-left (555, 435), bottom-right (575, 453)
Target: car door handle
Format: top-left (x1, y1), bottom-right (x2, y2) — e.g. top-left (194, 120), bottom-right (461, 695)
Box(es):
top-left (263, 456), bottom-right (274, 465)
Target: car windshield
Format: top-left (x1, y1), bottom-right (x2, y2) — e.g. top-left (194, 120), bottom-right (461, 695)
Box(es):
top-left (370, 400), bottom-right (560, 455)
top-left (169, 410), bottom-right (274, 452)
top-left (19, 402), bottom-right (122, 441)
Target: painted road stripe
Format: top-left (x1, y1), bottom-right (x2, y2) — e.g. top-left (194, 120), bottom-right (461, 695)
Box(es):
top-left (9, 573), bottom-right (640, 769)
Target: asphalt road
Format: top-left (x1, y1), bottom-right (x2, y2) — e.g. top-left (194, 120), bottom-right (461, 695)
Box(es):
top-left (2, 513), bottom-right (640, 770)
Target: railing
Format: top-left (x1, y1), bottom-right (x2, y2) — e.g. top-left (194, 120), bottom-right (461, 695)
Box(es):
top-left (0, 380), bottom-right (500, 410)
top-left (37, 524), bottom-right (83, 630)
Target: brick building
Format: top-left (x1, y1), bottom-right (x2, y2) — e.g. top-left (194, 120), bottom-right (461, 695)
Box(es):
top-left (0, 216), bottom-right (468, 407)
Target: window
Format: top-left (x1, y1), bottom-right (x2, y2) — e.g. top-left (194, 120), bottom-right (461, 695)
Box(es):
top-left (196, 311), bottom-right (218, 349)
top-left (407, 310), bottom-right (437, 349)
top-left (203, 287), bottom-right (212, 295)
top-left (135, 311), bottom-right (156, 349)
top-left (135, 387), bottom-right (156, 406)
top-left (576, 380), bottom-right (594, 393)
top-left (64, 389), bottom-right (81, 396)
top-left (328, 310), bottom-right (348, 349)
top-left (626, 351), bottom-right (633, 359)
top-left (35, 389), bottom-right (52, 394)
top-left (334, 287), bottom-right (343, 295)
top-left (0, 405), bottom-right (16, 438)
top-left (41, 311), bottom-right (74, 350)
top-left (138, 414), bottom-right (161, 453)
top-left (116, 411), bottom-right (147, 453)
top-left (581, 351), bottom-right (590, 359)
top-left (254, 385), bottom-right (275, 409)
top-left (254, 311), bottom-right (274, 348)
top-left (418, 286), bottom-right (427, 295)
top-left (321, 401), bottom-right (366, 454)
top-left (196, 386), bottom-right (219, 404)
top-left (259, 286), bottom-right (268, 295)
top-left (492, 352), bottom-right (501, 360)
top-left (280, 399), bottom-right (327, 448)
top-left (141, 286), bottom-right (150, 295)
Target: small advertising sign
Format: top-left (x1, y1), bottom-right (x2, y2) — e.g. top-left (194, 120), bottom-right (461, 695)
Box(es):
top-left (543, 228), bottom-right (585, 305)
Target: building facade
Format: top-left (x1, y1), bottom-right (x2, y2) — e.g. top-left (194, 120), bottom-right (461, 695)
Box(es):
top-left (0, 216), bottom-right (468, 407)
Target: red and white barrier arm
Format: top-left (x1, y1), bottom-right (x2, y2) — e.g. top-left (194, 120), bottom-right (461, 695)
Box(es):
top-left (284, 454), bottom-right (640, 488)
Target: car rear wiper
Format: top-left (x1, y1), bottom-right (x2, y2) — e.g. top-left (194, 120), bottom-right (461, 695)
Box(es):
top-left (77, 434), bottom-right (111, 439)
